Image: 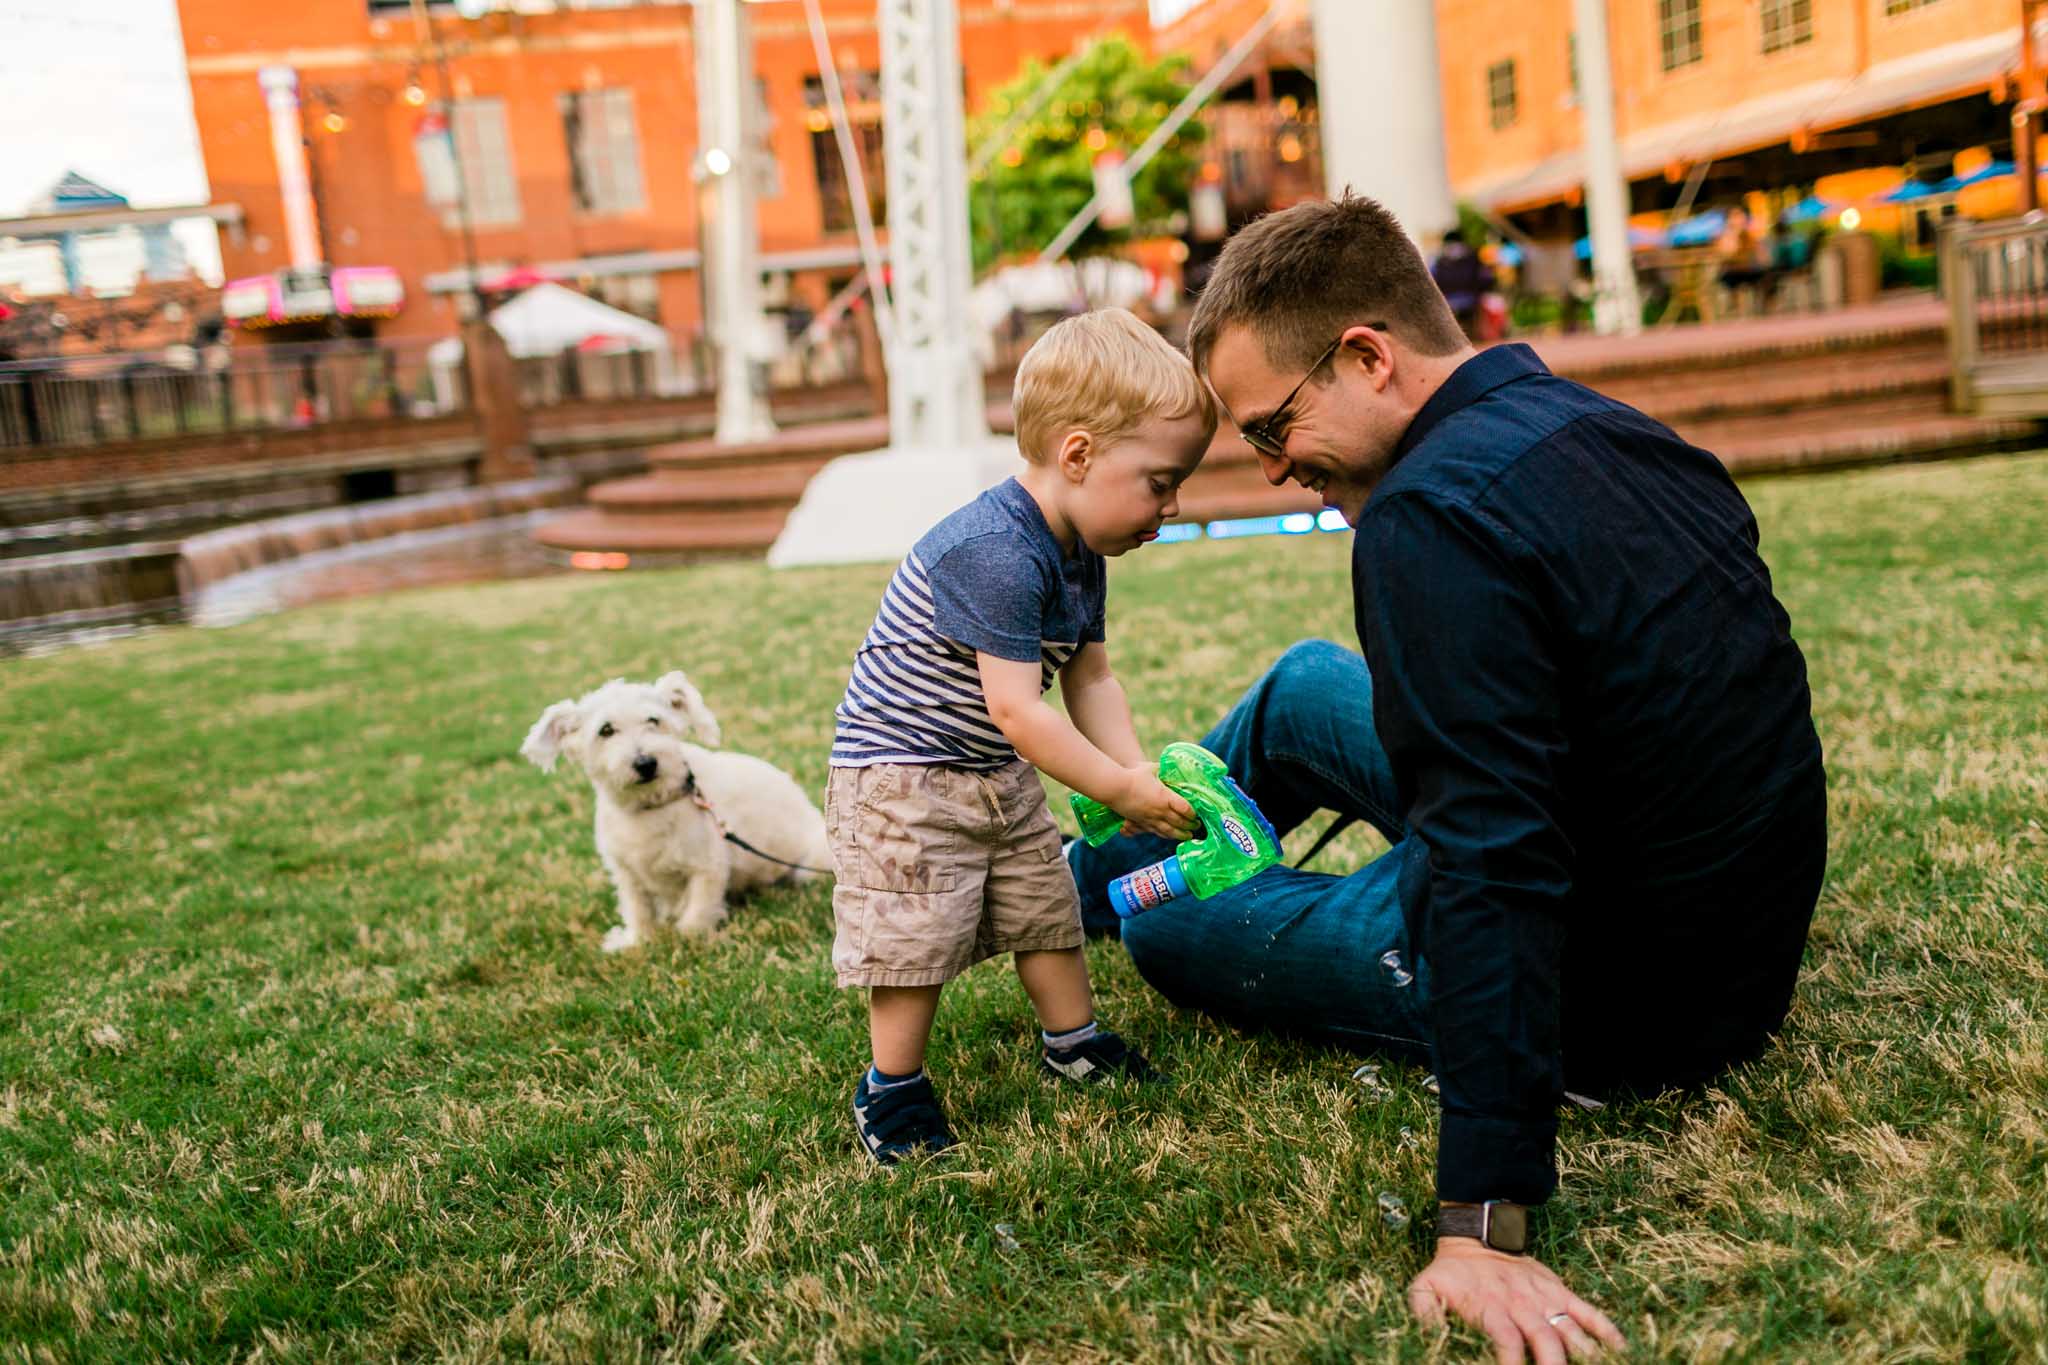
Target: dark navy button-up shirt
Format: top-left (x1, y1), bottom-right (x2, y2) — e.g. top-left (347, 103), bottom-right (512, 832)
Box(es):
top-left (1354, 344), bottom-right (1826, 1206)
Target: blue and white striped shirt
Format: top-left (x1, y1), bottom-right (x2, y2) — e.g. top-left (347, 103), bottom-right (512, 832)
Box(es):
top-left (831, 477), bottom-right (1106, 769)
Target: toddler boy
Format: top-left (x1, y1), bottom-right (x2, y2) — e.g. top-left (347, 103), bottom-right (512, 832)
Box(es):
top-left (826, 308), bottom-right (1218, 1163)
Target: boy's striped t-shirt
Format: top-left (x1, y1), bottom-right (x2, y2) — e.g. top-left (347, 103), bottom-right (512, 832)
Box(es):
top-left (831, 477), bottom-right (1106, 770)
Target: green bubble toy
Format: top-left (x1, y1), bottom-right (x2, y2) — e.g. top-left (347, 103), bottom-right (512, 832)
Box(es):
top-left (1070, 742), bottom-right (1281, 917)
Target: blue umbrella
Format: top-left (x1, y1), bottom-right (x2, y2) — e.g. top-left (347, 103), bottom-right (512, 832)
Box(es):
top-left (1881, 178), bottom-right (1946, 203)
top-left (1781, 194), bottom-right (1837, 223)
top-left (1573, 226), bottom-right (1665, 260)
top-left (1948, 160), bottom-right (2014, 190)
top-left (1665, 209), bottom-right (1729, 247)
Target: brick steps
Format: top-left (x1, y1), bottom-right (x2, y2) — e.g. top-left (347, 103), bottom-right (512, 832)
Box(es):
top-left (589, 464), bottom-right (824, 514)
top-left (1704, 405), bottom-right (2041, 473)
top-left (1603, 349), bottom-right (1952, 424)
top-left (1174, 479), bottom-right (1323, 523)
top-left (1527, 294), bottom-right (1948, 382)
top-left (532, 506), bottom-right (794, 556)
top-left (644, 407), bottom-right (1021, 474)
top-left (645, 417), bottom-right (889, 474)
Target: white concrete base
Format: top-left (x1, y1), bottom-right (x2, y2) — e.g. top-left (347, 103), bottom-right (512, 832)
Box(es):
top-left (766, 437), bottom-right (1025, 569)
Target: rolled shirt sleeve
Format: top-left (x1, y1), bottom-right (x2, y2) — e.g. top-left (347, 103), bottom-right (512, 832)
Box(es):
top-left (1355, 491), bottom-right (1571, 1206)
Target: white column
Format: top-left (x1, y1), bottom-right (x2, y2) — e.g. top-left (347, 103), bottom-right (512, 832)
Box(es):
top-left (695, 0), bottom-right (778, 443)
top-left (766, 0), bottom-right (1020, 569)
top-left (876, 0), bottom-right (986, 446)
top-left (1310, 0), bottom-right (1455, 246)
top-left (1572, 0), bottom-right (1642, 335)
top-left (258, 66), bottom-right (325, 271)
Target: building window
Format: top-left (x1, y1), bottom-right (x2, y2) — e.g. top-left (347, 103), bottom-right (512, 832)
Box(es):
top-left (449, 97), bottom-right (521, 227)
top-left (561, 89), bottom-right (645, 215)
top-left (1487, 60), bottom-right (1518, 130)
top-left (1659, 0), bottom-right (1703, 70)
top-left (753, 78), bottom-right (782, 200)
top-left (1883, 0), bottom-right (1938, 12)
top-left (804, 74), bottom-right (885, 233)
top-left (591, 271), bottom-right (661, 322)
top-left (368, 0), bottom-right (650, 9)
top-left (1760, 0), bottom-right (1813, 52)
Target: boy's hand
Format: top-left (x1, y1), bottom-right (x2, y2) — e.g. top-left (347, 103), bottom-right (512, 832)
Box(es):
top-left (1113, 767), bottom-right (1198, 842)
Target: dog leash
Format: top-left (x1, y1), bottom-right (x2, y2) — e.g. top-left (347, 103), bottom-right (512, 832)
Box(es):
top-left (687, 788), bottom-right (835, 876)
top-left (723, 829), bottom-right (834, 876)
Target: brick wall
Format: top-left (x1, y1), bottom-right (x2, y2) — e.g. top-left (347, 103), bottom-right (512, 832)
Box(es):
top-left (178, 0), bottom-right (1146, 347)
top-left (1438, 0), bottom-right (2021, 200)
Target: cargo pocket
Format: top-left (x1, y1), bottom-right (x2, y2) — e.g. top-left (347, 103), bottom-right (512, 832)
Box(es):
top-left (845, 766), bottom-right (961, 894)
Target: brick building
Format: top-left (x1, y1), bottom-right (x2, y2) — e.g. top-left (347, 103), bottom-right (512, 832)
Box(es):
top-left (1149, 0), bottom-right (1324, 227)
top-left (1154, 0), bottom-right (2035, 242)
top-left (179, 0), bottom-right (1145, 347)
top-left (1444, 0), bottom-right (2032, 230)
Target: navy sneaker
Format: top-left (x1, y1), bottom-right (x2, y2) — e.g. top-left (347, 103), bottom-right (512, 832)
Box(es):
top-left (852, 1071), bottom-right (955, 1165)
top-left (1041, 1028), bottom-right (1165, 1084)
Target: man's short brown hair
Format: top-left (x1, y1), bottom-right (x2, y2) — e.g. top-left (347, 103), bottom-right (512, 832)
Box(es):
top-left (1186, 192), bottom-right (1468, 378)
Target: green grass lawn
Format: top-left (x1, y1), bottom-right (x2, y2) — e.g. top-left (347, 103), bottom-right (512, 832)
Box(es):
top-left (3, 452), bottom-right (2046, 1362)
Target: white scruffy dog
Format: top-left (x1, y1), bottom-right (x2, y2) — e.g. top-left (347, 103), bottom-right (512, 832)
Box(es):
top-left (520, 671), bottom-right (831, 950)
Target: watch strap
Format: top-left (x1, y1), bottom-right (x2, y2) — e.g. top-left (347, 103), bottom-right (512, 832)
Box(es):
top-left (1437, 1201), bottom-right (1529, 1254)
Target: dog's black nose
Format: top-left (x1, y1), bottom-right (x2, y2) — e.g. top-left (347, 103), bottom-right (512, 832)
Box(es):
top-left (632, 755), bottom-right (659, 782)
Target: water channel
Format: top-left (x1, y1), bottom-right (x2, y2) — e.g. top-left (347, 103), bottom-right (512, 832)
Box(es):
top-left (1, 479), bottom-right (578, 658)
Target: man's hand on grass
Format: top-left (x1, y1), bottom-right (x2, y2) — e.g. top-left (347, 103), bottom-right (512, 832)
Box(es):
top-left (1408, 1238), bottom-right (1625, 1364)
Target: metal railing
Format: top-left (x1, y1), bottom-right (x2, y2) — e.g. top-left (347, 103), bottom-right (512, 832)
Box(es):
top-left (0, 340), bottom-right (465, 451)
top-left (1941, 214), bottom-right (2048, 415)
top-left (0, 321), bottom-right (877, 452)
top-left (510, 325), bottom-right (868, 407)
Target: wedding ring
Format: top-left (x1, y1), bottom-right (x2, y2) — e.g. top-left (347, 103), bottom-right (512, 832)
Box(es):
top-left (1547, 1312), bottom-right (1573, 1328)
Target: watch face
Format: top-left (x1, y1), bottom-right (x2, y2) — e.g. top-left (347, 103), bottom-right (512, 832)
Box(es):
top-left (1486, 1202), bottom-right (1529, 1252)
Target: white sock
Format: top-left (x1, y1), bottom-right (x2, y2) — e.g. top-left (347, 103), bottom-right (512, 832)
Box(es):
top-left (867, 1065), bottom-right (924, 1092)
top-left (1042, 1020), bottom-right (1099, 1051)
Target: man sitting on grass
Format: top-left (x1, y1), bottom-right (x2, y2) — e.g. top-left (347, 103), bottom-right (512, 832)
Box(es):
top-left (1067, 194), bottom-right (1827, 1363)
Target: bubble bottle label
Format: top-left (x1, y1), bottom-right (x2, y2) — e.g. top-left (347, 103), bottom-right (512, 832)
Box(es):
top-left (1107, 855), bottom-right (1191, 918)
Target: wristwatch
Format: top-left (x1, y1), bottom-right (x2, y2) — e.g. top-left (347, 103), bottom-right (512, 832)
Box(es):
top-left (1438, 1200), bottom-right (1529, 1254)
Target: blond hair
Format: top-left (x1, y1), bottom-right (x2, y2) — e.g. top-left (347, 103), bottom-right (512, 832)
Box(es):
top-left (1012, 307), bottom-right (1218, 464)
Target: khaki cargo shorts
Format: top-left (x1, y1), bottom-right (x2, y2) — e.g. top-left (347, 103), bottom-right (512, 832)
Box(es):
top-left (825, 760), bottom-right (1085, 988)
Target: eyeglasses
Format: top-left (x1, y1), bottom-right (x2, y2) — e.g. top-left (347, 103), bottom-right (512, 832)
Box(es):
top-left (1235, 325), bottom-right (1384, 458)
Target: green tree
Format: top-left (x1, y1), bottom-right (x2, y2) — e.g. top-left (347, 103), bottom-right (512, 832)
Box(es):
top-left (967, 36), bottom-right (1206, 271)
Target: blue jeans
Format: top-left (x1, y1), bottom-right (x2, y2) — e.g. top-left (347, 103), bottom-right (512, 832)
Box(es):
top-left (1070, 640), bottom-right (1434, 1061)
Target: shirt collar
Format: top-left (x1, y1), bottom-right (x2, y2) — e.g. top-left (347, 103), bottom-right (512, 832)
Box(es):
top-left (999, 475), bottom-right (1087, 563)
top-left (1393, 343), bottom-right (1551, 462)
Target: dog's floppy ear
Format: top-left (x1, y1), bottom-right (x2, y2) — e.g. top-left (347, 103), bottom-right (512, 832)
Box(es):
top-left (653, 670), bottom-right (722, 746)
top-left (520, 700), bottom-right (581, 772)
